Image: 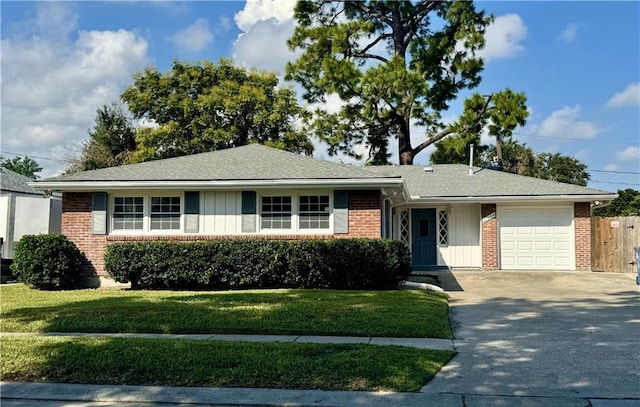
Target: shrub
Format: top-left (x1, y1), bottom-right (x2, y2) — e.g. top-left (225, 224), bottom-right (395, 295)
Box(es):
top-left (105, 238), bottom-right (411, 290)
top-left (11, 234), bottom-right (83, 290)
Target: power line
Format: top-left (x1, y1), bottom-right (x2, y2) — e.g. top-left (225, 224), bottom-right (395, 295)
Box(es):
top-left (590, 180), bottom-right (640, 186)
top-left (0, 151), bottom-right (66, 163)
top-left (514, 131), bottom-right (637, 146)
top-left (590, 169), bottom-right (640, 175)
top-left (1, 103), bottom-right (96, 117)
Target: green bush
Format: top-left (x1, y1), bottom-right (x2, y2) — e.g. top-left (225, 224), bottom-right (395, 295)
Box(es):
top-left (105, 238), bottom-right (411, 290)
top-left (11, 234), bottom-right (83, 290)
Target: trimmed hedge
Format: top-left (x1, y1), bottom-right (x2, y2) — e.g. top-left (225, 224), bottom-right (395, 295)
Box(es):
top-left (105, 238), bottom-right (411, 290)
top-left (11, 234), bottom-right (83, 290)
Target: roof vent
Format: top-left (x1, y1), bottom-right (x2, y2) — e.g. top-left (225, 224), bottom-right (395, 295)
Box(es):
top-left (423, 166), bottom-right (434, 173)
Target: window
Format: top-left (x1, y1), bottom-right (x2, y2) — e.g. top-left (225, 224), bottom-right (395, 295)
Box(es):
top-left (150, 196), bottom-right (181, 230)
top-left (400, 210), bottom-right (410, 243)
top-left (113, 197), bottom-right (143, 230)
top-left (438, 209), bottom-right (448, 245)
top-left (261, 196), bottom-right (292, 229)
top-left (299, 195), bottom-right (330, 229)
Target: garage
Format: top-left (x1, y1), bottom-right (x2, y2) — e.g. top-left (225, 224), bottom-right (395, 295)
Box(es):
top-left (498, 205), bottom-right (575, 270)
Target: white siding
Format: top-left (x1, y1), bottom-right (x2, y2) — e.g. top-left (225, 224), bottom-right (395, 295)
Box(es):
top-left (0, 195), bottom-right (9, 258)
top-left (438, 203), bottom-right (481, 267)
top-left (202, 191), bottom-right (242, 234)
top-left (14, 196), bottom-right (53, 239)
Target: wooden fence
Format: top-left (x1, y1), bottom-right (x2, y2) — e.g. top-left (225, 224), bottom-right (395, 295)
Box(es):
top-left (591, 216), bottom-right (640, 272)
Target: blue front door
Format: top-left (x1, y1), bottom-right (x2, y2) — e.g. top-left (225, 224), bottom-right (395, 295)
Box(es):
top-left (411, 209), bottom-right (437, 269)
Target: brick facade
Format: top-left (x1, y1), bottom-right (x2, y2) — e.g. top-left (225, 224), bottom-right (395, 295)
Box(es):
top-left (481, 203), bottom-right (498, 270)
top-left (62, 189), bottom-right (382, 280)
top-left (343, 190), bottom-right (382, 238)
top-left (574, 202), bottom-right (591, 271)
top-left (62, 192), bottom-right (108, 278)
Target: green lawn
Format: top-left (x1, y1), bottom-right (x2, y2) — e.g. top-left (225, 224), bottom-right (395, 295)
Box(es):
top-left (0, 284), bottom-right (451, 338)
top-left (0, 336), bottom-right (455, 392)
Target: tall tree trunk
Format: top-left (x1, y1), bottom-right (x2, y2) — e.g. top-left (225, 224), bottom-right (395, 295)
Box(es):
top-left (398, 117), bottom-right (414, 165)
top-left (495, 136), bottom-right (503, 169)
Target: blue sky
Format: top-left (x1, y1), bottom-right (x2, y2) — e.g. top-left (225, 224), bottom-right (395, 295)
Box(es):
top-left (1, 1), bottom-right (639, 192)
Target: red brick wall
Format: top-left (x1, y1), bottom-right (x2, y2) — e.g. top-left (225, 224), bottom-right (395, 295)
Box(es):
top-left (62, 190), bottom-right (383, 278)
top-left (481, 204), bottom-right (498, 269)
top-left (62, 192), bottom-right (107, 277)
top-left (574, 202), bottom-right (591, 271)
top-left (344, 190), bottom-right (382, 238)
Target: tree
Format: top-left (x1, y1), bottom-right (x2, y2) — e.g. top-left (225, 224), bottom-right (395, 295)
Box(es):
top-left (66, 103), bottom-right (137, 173)
top-left (286, 0), bottom-right (528, 165)
top-left (431, 137), bottom-right (590, 186)
top-left (121, 59), bottom-right (313, 162)
top-left (593, 189), bottom-right (640, 217)
top-left (528, 152), bottom-right (590, 186)
top-left (0, 156), bottom-right (43, 178)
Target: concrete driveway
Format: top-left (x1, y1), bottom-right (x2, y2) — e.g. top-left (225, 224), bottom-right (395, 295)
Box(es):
top-left (422, 271), bottom-right (640, 400)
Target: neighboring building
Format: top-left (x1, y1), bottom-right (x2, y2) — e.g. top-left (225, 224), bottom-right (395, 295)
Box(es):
top-left (1, 167), bottom-right (62, 259)
top-left (31, 145), bottom-right (616, 285)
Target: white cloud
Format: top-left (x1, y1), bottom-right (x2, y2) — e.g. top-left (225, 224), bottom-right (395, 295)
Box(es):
top-left (607, 82), bottom-right (640, 107)
top-left (234, 19), bottom-right (298, 73)
top-left (604, 163), bottom-right (619, 172)
top-left (234, 0), bottom-right (296, 32)
top-left (0, 3), bottom-right (150, 177)
top-left (167, 18), bottom-right (213, 52)
top-left (478, 14), bottom-right (527, 62)
top-left (536, 106), bottom-right (600, 139)
top-left (616, 146), bottom-right (640, 161)
top-left (558, 23), bottom-right (580, 43)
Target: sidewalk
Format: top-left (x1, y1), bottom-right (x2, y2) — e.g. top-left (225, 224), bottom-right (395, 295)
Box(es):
top-left (0, 332), bottom-right (454, 350)
top-left (2, 381), bottom-right (639, 407)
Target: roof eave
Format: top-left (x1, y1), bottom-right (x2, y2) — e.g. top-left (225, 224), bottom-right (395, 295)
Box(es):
top-left (30, 178), bottom-right (404, 192)
top-left (409, 194), bottom-right (618, 203)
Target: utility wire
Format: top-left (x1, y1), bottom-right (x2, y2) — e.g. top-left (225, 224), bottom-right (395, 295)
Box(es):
top-left (0, 151), bottom-right (66, 163)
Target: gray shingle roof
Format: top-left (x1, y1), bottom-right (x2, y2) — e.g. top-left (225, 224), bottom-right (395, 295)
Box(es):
top-left (1, 167), bottom-right (42, 195)
top-left (37, 145), bottom-right (393, 183)
top-left (368, 164), bottom-right (614, 198)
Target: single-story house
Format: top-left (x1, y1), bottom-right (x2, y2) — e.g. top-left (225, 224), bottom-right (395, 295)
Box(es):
top-left (1, 167), bottom-right (62, 260)
top-left (32, 144), bottom-right (616, 285)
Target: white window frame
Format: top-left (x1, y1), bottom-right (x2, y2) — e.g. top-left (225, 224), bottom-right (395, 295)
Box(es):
top-left (109, 192), bottom-right (183, 235)
top-left (258, 190), bottom-right (333, 234)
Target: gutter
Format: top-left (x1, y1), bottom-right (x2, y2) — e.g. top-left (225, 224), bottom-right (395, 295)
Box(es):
top-left (409, 194), bottom-right (618, 203)
top-left (29, 178), bottom-right (405, 192)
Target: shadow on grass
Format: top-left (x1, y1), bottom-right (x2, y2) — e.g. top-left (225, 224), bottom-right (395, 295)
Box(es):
top-left (1, 287), bottom-right (452, 338)
top-left (0, 336), bottom-right (456, 392)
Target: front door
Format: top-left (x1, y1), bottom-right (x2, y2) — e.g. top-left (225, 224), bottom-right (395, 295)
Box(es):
top-left (411, 209), bottom-right (437, 269)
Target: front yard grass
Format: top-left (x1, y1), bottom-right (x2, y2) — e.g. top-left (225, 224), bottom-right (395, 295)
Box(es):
top-left (0, 284), bottom-right (451, 338)
top-left (0, 336), bottom-right (455, 392)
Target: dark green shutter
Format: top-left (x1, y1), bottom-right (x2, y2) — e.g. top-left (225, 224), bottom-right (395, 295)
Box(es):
top-left (184, 191), bottom-right (200, 233)
top-left (334, 190), bottom-right (349, 233)
top-left (91, 192), bottom-right (107, 235)
top-left (241, 191), bottom-right (257, 233)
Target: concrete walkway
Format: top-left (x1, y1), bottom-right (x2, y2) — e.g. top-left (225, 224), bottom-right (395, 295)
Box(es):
top-left (3, 381), bottom-right (640, 407)
top-left (0, 332), bottom-right (454, 350)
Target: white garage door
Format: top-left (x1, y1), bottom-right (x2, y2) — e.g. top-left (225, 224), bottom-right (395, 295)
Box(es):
top-left (498, 206), bottom-right (575, 270)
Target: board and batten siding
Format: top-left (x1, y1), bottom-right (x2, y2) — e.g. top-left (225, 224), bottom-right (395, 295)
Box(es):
top-left (437, 203), bottom-right (481, 268)
top-left (201, 191), bottom-right (242, 234)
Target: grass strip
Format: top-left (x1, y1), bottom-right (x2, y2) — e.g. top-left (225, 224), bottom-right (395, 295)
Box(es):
top-left (0, 336), bottom-right (455, 392)
top-left (0, 285), bottom-right (451, 338)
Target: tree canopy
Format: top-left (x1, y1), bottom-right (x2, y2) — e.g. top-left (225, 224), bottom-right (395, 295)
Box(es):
top-left (66, 103), bottom-right (136, 173)
top-left (431, 137), bottom-right (591, 186)
top-left (121, 59), bottom-right (313, 162)
top-left (593, 189), bottom-right (640, 217)
top-left (0, 156), bottom-right (43, 179)
top-left (286, 0), bottom-right (528, 165)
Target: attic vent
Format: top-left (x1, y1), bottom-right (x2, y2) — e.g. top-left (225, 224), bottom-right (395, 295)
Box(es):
top-left (423, 166), bottom-right (434, 173)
